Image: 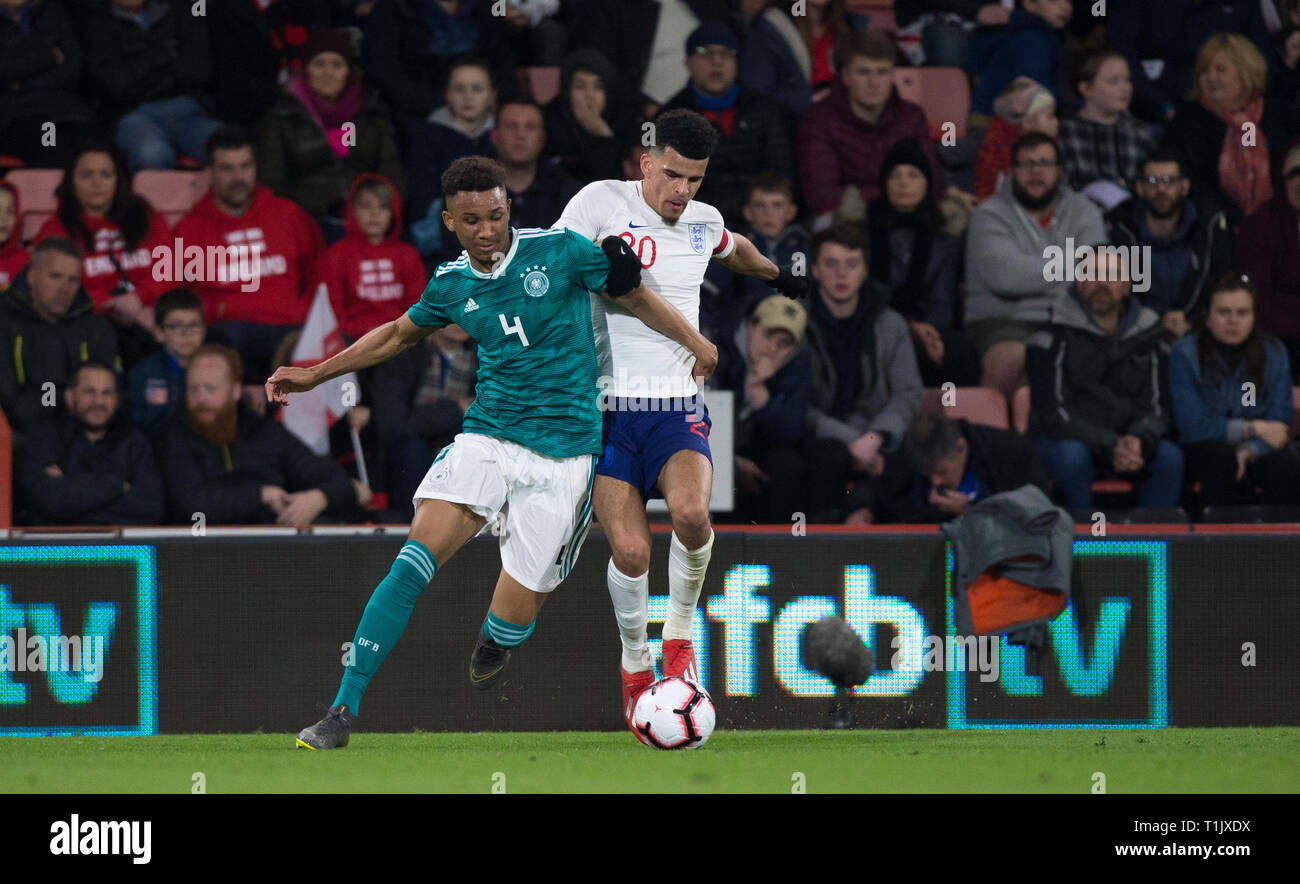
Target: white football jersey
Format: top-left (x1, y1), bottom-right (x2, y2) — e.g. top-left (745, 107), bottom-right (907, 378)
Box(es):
top-left (556, 179), bottom-right (735, 398)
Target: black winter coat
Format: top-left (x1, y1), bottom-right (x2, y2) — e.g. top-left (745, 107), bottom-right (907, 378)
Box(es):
top-left (19, 413), bottom-right (164, 525)
top-left (81, 0), bottom-right (212, 118)
top-left (158, 403), bottom-right (356, 525)
top-left (256, 89), bottom-right (406, 220)
top-left (206, 0), bottom-right (333, 127)
top-left (0, 267), bottom-right (119, 435)
top-left (362, 0), bottom-right (514, 120)
top-left (0, 0), bottom-right (93, 128)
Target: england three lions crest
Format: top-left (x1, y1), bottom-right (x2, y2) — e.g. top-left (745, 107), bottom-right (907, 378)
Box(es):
top-left (688, 224), bottom-right (706, 255)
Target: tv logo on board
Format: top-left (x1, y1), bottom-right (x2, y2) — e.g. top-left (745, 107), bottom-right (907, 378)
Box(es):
top-left (640, 540), bottom-right (1168, 730)
top-left (0, 546), bottom-right (158, 738)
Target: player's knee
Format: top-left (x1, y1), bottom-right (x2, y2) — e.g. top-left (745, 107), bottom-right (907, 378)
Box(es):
top-left (670, 503), bottom-right (711, 544)
top-left (611, 540), bottom-right (650, 577)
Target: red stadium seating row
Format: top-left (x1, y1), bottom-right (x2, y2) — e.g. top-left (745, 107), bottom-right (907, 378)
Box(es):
top-left (4, 168), bottom-right (211, 241)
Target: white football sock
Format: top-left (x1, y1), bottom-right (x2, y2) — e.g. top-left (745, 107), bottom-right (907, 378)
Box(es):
top-left (663, 529), bottom-right (714, 641)
top-left (607, 558), bottom-right (653, 672)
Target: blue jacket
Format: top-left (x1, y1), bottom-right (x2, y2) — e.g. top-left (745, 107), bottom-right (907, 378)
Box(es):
top-left (128, 348), bottom-right (184, 438)
top-left (971, 6), bottom-right (1064, 115)
top-left (1168, 332), bottom-right (1292, 460)
top-left (714, 316), bottom-right (811, 450)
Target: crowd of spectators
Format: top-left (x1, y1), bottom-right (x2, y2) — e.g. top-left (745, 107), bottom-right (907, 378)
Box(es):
top-left (2, 0), bottom-right (1300, 527)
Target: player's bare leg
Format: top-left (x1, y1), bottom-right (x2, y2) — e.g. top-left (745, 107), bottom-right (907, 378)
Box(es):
top-left (657, 449), bottom-right (715, 683)
top-left (469, 566), bottom-right (551, 690)
top-left (297, 499), bottom-right (484, 749)
top-left (593, 474), bottom-right (657, 725)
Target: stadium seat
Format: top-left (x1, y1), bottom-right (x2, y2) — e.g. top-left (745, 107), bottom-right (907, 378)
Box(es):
top-left (919, 386), bottom-right (1009, 429)
top-left (0, 154), bottom-right (25, 171)
top-left (5, 168), bottom-right (62, 243)
top-left (1091, 479), bottom-right (1134, 495)
top-left (1011, 385), bottom-right (1031, 434)
top-left (1292, 387), bottom-right (1300, 436)
top-left (518, 66), bottom-right (561, 106)
top-left (847, 0), bottom-right (898, 33)
top-left (892, 67), bottom-right (970, 140)
top-left (133, 170), bottom-right (211, 227)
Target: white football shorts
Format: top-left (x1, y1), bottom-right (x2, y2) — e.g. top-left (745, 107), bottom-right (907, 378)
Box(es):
top-left (413, 432), bottom-right (596, 593)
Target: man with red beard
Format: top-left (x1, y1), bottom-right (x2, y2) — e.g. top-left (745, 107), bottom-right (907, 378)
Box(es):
top-left (159, 343), bottom-right (360, 526)
top-left (18, 360), bottom-right (163, 526)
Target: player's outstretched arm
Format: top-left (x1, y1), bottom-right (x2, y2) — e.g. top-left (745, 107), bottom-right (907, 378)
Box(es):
top-left (265, 313), bottom-right (433, 404)
top-left (716, 231), bottom-right (809, 299)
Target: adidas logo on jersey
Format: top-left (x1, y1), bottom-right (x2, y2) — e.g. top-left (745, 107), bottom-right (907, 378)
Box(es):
top-left (464, 298), bottom-right (480, 313)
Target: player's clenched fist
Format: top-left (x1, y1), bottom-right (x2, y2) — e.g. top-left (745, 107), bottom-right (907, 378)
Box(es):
top-left (265, 365), bottom-right (319, 404)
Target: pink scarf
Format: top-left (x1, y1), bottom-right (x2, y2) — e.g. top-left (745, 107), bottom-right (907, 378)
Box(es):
top-left (1212, 96), bottom-right (1273, 217)
top-left (288, 74), bottom-right (364, 159)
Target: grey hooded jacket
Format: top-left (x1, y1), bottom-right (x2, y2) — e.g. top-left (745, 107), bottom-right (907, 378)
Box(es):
top-left (964, 175), bottom-right (1107, 325)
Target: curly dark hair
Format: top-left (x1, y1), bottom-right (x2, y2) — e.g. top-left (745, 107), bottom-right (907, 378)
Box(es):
top-left (650, 108), bottom-right (717, 160)
top-left (56, 137), bottom-right (152, 251)
top-left (441, 156), bottom-right (508, 200)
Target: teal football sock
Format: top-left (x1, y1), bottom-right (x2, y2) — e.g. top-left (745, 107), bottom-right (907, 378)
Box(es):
top-left (482, 611), bottom-right (536, 649)
top-left (334, 541), bottom-right (437, 714)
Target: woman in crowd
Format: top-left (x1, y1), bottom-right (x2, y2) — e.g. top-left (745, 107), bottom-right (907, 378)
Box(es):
top-left (1161, 33), bottom-right (1297, 225)
top-left (256, 28), bottom-right (406, 242)
top-left (1169, 275), bottom-right (1299, 508)
top-left (543, 49), bottom-right (637, 185)
top-left (1058, 48), bottom-right (1158, 194)
top-left (868, 138), bottom-right (978, 387)
top-left (35, 138), bottom-right (172, 366)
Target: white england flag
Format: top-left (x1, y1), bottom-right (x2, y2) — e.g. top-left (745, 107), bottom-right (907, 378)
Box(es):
top-left (281, 283), bottom-right (357, 455)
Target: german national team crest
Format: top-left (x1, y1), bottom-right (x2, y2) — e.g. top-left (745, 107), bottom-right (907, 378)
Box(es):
top-left (519, 265), bottom-right (550, 297)
top-left (688, 224), bottom-right (706, 255)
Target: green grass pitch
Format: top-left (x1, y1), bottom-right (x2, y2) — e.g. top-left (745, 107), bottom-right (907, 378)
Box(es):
top-left (2, 728), bottom-right (1296, 793)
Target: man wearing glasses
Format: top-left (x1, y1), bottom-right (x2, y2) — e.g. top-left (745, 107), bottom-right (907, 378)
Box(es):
top-left (1106, 147), bottom-right (1233, 344)
top-left (659, 21), bottom-right (792, 226)
top-left (965, 131), bottom-right (1106, 405)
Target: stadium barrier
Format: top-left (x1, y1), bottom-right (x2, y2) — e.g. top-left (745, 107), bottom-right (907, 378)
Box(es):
top-left (0, 527), bottom-right (1295, 735)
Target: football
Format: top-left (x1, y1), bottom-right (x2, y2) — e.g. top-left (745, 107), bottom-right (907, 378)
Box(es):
top-left (632, 677), bottom-right (716, 750)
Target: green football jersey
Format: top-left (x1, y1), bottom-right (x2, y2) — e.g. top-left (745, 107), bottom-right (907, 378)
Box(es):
top-left (406, 227), bottom-right (610, 458)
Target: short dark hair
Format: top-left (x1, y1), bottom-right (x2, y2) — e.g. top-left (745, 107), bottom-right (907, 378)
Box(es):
top-left (746, 171), bottom-right (795, 203)
top-left (206, 126), bottom-right (256, 160)
top-left (1140, 146), bottom-right (1187, 180)
top-left (441, 156), bottom-right (508, 200)
top-left (191, 343), bottom-right (243, 385)
top-left (812, 223), bottom-right (869, 264)
top-left (836, 29), bottom-right (897, 68)
top-left (445, 55), bottom-right (495, 90)
top-left (30, 235), bottom-right (82, 265)
top-left (1010, 131), bottom-right (1062, 167)
top-left (649, 108), bottom-right (718, 160)
top-left (904, 413), bottom-right (964, 476)
top-left (71, 359), bottom-right (118, 388)
top-left (1068, 47), bottom-right (1127, 93)
top-left (498, 99), bottom-right (543, 121)
top-left (154, 288), bottom-right (205, 327)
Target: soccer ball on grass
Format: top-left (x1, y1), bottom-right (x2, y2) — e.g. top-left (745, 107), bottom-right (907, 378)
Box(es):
top-left (631, 676), bottom-right (715, 749)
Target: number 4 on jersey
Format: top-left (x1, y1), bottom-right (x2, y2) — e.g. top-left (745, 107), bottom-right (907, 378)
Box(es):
top-left (499, 313), bottom-right (529, 347)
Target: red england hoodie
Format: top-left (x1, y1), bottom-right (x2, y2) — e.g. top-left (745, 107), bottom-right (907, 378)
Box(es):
top-left (0, 181), bottom-right (29, 289)
top-left (172, 184), bottom-right (323, 325)
top-left (317, 173), bottom-right (427, 341)
top-left (35, 208), bottom-right (172, 308)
